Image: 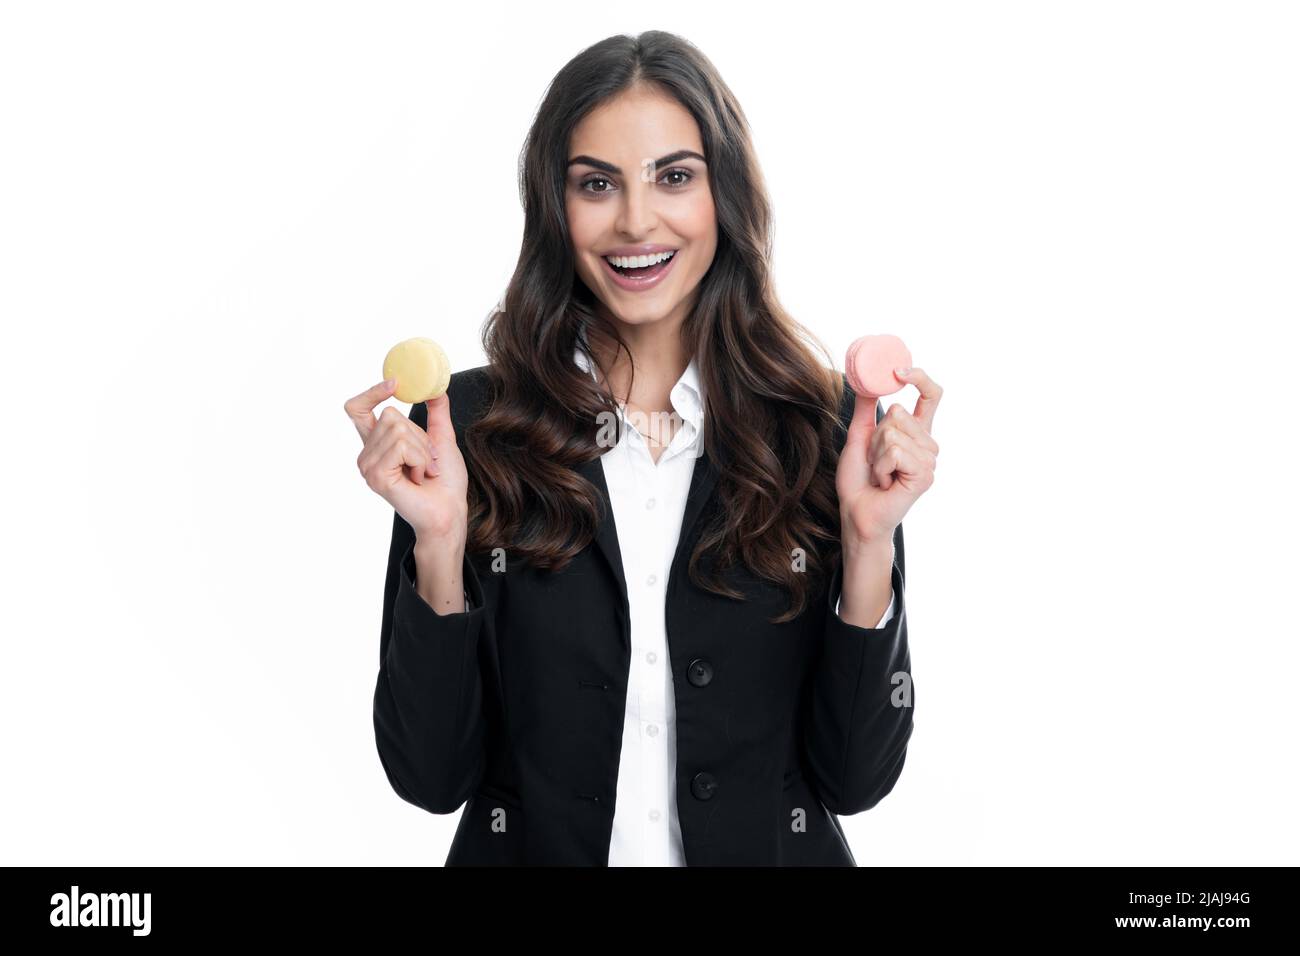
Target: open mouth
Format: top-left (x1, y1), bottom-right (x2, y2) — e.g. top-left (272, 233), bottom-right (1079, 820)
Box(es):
top-left (605, 250), bottom-right (675, 277)
top-left (600, 250), bottom-right (678, 290)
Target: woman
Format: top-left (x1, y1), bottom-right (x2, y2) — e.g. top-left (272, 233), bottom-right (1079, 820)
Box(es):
top-left (345, 31), bottom-right (941, 866)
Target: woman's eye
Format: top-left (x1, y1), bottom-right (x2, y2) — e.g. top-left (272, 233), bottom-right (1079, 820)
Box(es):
top-left (577, 169), bottom-right (693, 194)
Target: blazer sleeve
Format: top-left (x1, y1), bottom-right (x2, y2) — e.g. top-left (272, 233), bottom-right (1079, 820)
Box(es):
top-left (372, 396), bottom-right (490, 815)
top-left (803, 388), bottom-right (915, 816)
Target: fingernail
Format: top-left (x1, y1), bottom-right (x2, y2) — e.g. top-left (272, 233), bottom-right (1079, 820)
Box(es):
top-left (384, 378), bottom-right (395, 389)
top-left (895, 367), bottom-right (911, 376)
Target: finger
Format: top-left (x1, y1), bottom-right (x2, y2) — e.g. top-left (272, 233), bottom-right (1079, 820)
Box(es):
top-left (411, 434), bottom-right (442, 484)
top-left (368, 421), bottom-right (436, 487)
top-left (844, 388), bottom-right (878, 448)
top-left (409, 420), bottom-right (440, 480)
top-left (377, 427), bottom-right (426, 486)
top-left (397, 432), bottom-right (435, 486)
top-left (839, 389), bottom-right (881, 492)
top-left (872, 436), bottom-right (927, 491)
top-left (871, 442), bottom-right (898, 490)
top-left (344, 379), bottom-right (397, 442)
top-left (404, 426), bottom-right (441, 485)
top-left (415, 452), bottom-right (441, 483)
top-left (869, 424), bottom-right (930, 485)
top-left (882, 402), bottom-right (939, 456)
top-left (380, 417), bottom-right (440, 471)
top-left (892, 366), bottom-right (942, 433)
top-left (358, 407), bottom-right (417, 475)
top-left (411, 416), bottom-right (441, 461)
top-left (424, 391), bottom-right (455, 446)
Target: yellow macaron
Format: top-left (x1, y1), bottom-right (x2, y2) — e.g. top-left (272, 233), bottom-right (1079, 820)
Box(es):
top-left (383, 336), bottom-right (451, 403)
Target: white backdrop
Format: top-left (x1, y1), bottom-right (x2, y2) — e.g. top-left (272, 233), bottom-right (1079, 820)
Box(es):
top-left (2, 0), bottom-right (1296, 865)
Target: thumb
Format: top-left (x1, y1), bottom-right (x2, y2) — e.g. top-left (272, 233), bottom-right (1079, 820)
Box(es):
top-left (424, 391), bottom-right (453, 439)
top-left (838, 391), bottom-right (879, 492)
top-left (844, 390), bottom-right (879, 454)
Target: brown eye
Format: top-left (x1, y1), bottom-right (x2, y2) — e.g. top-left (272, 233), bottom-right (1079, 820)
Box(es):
top-left (580, 177), bottom-right (614, 193)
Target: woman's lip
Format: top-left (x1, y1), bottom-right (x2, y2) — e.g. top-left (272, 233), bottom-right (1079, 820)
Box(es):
top-left (599, 250), bottom-right (679, 292)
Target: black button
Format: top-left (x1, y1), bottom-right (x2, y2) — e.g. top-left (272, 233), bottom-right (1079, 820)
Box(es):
top-left (686, 658), bottom-right (713, 687)
top-left (691, 772), bottom-right (718, 800)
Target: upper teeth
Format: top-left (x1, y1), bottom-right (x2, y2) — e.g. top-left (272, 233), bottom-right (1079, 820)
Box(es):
top-left (605, 250), bottom-right (675, 268)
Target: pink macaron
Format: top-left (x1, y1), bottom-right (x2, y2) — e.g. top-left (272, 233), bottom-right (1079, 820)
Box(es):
top-left (845, 334), bottom-right (912, 397)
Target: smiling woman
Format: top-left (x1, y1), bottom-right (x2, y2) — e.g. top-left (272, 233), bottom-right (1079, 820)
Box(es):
top-left (357, 29), bottom-right (932, 869)
top-left (470, 38), bottom-right (860, 601)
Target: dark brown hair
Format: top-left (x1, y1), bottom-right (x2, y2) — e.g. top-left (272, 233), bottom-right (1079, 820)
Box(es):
top-left (464, 30), bottom-right (848, 623)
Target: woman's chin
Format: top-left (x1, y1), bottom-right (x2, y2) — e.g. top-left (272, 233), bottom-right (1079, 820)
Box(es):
top-left (602, 303), bottom-right (679, 327)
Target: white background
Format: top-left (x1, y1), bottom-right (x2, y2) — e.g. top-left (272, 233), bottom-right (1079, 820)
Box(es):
top-left (2, 0), bottom-right (1297, 865)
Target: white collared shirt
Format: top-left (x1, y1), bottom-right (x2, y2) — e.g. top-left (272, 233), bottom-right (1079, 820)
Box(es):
top-left (573, 345), bottom-right (894, 866)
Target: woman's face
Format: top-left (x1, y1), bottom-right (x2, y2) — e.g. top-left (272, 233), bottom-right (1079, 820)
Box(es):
top-left (566, 85), bottom-right (717, 332)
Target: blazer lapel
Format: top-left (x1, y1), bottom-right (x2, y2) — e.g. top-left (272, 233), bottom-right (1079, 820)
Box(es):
top-left (574, 453), bottom-right (628, 609)
top-left (674, 445), bottom-right (720, 580)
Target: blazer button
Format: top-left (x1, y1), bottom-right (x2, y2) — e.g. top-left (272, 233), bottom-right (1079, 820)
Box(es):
top-left (686, 658), bottom-right (714, 687)
top-left (690, 772), bottom-right (718, 800)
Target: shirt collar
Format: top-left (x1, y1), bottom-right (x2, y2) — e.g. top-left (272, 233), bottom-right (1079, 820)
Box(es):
top-left (573, 345), bottom-right (704, 432)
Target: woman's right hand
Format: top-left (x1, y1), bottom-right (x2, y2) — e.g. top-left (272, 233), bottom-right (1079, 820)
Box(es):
top-left (345, 379), bottom-right (469, 542)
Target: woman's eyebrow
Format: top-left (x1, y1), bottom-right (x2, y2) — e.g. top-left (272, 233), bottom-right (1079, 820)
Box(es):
top-left (566, 149), bottom-right (706, 175)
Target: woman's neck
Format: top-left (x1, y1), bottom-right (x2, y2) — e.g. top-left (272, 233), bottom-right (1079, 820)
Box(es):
top-left (586, 321), bottom-right (690, 417)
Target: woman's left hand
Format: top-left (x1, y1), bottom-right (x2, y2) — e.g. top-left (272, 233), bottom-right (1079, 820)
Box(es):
top-left (837, 366), bottom-right (943, 549)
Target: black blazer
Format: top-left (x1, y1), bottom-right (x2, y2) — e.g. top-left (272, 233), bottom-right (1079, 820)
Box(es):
top-left (373, 365), bottom-right (913, 866)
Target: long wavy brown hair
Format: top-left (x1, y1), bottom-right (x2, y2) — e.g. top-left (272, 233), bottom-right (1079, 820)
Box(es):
top-left (463, 30), bottom-right (849, 623)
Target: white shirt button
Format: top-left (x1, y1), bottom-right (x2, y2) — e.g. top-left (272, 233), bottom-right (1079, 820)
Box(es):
top-left (648, 809), bottom-right (661, 821)
top-left (646, 651), bottom-right (657, 664)
top-left (646, 723), bottom-right (659, 737)
top-left (646, 573), bottom-right (656, 586)
top-left (646, 497), bottom-right (656, 509)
